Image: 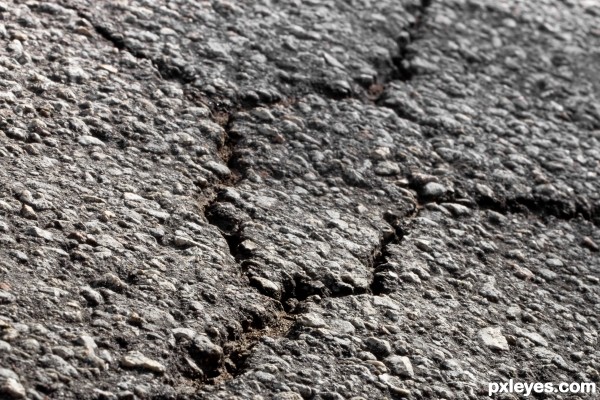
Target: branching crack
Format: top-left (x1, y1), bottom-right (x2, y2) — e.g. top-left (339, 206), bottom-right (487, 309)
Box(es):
top-left (59, 0), bottom-right (599, 390)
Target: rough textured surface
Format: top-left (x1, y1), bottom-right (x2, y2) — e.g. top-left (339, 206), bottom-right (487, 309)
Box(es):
top-left (0, 0), bottom-right (598, 399)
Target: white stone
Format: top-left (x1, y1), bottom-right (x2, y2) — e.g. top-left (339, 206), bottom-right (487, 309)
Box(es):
top-left (121, 351), bottom-right (165, 373)
top-left (297, 312), bottom-right (327, 328)
top-left (479, 327), bottom-right (509, 351)
top-left (26, 226), bottom-right (53, 241)
top-left (78, 135), bottom-right (105, 146)
top-left (385, 355), bottom-right (415, 378)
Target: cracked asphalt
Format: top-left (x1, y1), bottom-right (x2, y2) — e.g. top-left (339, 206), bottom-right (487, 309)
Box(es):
top-left (0, 0), bottom-right (599, 399)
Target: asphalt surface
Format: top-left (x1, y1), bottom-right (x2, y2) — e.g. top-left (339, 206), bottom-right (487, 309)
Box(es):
top-left (0, 0), bottom-right (599, 399)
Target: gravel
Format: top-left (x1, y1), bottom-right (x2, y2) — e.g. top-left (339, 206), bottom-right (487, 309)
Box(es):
top-left (0, 0), bottom-right (597, 399)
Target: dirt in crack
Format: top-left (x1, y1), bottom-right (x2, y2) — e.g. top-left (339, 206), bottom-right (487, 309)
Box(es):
top-left (201, 104), bottom-right (301, 382)
top-left (214, 314), bottom-right (294, 382)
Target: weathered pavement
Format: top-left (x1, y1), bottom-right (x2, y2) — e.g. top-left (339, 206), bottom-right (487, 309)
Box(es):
top-left (0, 0), bottom-right (599, 399)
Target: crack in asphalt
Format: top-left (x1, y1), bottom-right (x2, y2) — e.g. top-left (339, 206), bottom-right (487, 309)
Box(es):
top-left (62, 1), bottom-right (460, 377)
top-left (408, 174), bottom-right (600, 226)
top-left (476, 195), bottom-right (600, 226)
top-left (62, 3), bottom-right (299, 380)
top-left (59, 3), bottom-right (196, 83)
top-left (201, 109), bottom-right (424, 379)
top-left (203, 197), bottom-right (420, 379)
top-left (378, 0), bottom-right (434, 84)
top-left (61, 0), bottom-right (599, 386)
top-left (297, 0), bottom-right (436, 104)
top-left (369, 210), bottom-right (413, 295)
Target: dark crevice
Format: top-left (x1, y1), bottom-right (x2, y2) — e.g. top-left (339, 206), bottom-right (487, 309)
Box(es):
top-left (475, 195), bottom-right (600, 226)
top-left (371, 0), bottom-right (435, 120)
top-left (270, 210), bottom-right (424, 312)
top-left (409, 175), bottom-right (600, 225)
top-left (279, 77), bottom-right (362, 102)
top-left (205, 206), bottom-right (243, 263)
top-left (386, 0), bottom-right (435, 83)
top-left (221, 113), bottom-right (245, 187)
top-left (408, 185), bottom-right (600, 227)
top-left (203, 198), bottom-right (296, 381)
top-left (369, 210), bottom-right (414, 295)
top-left (376, 99), bottom-right (422, 125)
top-left (90, 24), bottom-right (126, 51)
top-left (277, 272), bottom-right (371, 314)
top-left (200, 103), bottom-right (295, 380)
